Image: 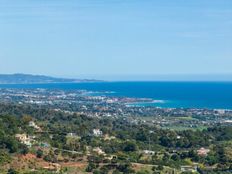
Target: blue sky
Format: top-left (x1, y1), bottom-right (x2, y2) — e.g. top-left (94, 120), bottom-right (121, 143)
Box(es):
top-left (0, 0), bottom-right (231, 80)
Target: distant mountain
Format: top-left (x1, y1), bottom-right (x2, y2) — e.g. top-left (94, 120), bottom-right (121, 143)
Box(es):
top-left (0, 74), bottom-right (101, 84)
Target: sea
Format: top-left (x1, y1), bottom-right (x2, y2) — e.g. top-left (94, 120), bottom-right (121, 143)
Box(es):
top-left (0, 81), bottom-right (232, 110)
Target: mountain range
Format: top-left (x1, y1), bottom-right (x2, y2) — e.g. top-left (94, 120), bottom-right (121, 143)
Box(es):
top-left (0, 74), bottom-right (100, 84)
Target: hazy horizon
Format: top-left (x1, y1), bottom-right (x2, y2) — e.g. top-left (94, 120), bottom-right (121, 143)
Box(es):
top-left (1, 73), bottom-right (232, 82)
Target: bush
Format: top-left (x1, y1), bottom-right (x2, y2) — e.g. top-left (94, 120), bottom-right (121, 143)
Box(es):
top-left (7, 168), bottom-right (19, 174)
top-left (36, 149), bottom-right (43, 158)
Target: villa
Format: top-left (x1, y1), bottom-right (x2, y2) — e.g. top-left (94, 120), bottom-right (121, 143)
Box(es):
top-left (15, 134), bottom-right (33, 147)
top-left (93, 129), bottom-right (103, 137)
top-left (197, 147), bottom-right (210, 156)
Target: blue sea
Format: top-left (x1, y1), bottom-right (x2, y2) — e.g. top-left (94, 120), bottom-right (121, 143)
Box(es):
top-left (0, 82), bottom-right (232, 109)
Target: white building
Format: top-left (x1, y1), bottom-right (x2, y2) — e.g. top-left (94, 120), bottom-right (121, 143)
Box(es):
top-left (181, 165), bottom-right (198, 173)
top-left (15, 134), bottom-right (33, 147)
top-left (143, 150), bottom-right (155, 155)
top-left (93, 129), bottom-right (103, 137)
top-left (66, 133), bottom-right (77, 137)
top-left (29, 121), bottom-right (42, 131)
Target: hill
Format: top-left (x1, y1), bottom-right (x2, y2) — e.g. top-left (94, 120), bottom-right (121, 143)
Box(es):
top-left (0, 74), bottom-right (99, 84)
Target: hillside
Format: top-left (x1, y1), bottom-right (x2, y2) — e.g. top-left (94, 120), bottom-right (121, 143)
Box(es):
top-left (0, 74), bottom-right (99, 84)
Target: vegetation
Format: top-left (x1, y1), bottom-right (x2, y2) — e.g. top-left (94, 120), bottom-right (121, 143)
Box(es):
top-left (0, 103), bottom-right (232, 173)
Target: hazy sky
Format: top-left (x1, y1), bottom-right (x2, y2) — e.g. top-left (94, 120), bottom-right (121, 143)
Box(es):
top-left (0, 0), bottom-right (231, 80)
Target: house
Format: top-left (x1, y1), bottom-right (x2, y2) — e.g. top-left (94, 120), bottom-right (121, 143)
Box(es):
top-left (15, 134), bottom-right (33, 147)
top-left (15, 134), bottom-right (27, 142)
top-left (197, 147), bottom-right (210, 156)
top-left (29, 121), bottom-right (42, 131)
top-left (143, 150), bottom-right (155, 155)
top-left (93, 129), bottom-right (103, 137)
top-left (43, 163), bottom-right (61, 173)
top-left (181, 165), bottom-right (198, 173)
top-left (93, 147), bottom-right (106, 155)
top-left (105, 155), bottom-right (117, 160)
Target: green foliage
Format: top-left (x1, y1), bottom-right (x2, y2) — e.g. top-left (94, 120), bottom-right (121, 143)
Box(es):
top-left (123, 141), bottom-right (138, 152)
top-left (7, 168), bottom-right (19, 174)
top-left (20, 144), bottom-right (29, 155)
top-left (36, 149), bottom-right (43, 158)
top-left (0, 115), bottom-right (21, 153)
top-left (112, 170), bottom-right (122, 174)
top-left (1, 103), bottom-right (232, 173)
top-left (0, 150), bottom-right (11, 164)
top-left (86, 162), bottom-right (98, 172)
top-left (117, 162), bottom-right (135, 174)
top-left (136, 170), bottom-right (150, 174)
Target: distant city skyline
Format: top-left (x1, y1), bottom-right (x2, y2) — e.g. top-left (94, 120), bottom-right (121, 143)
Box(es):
top-left (0, 0), bottom-right (232, 80)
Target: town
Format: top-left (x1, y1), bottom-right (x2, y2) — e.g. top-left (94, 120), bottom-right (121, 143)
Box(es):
top-left (0, 88), bottom-right (232, 130)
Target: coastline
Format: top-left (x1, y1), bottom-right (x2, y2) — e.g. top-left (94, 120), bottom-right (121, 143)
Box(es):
top-left (0, 81), bottom-right (232, 110)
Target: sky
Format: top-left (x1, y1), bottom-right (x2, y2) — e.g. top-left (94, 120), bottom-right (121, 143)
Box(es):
top-left (0, 0), bottom-right (232, 80)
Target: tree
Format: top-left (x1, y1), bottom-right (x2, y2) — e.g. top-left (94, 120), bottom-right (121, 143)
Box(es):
top-left (157, 165), bottom-right (163, 171)
top-left (117, 162), bottom-right (135, 174)
top-left (7, 168), bottom-right (19, 174)
top-left (0, 150), bottom-right (11, 164)
top-left (136, 170), bottom-right (149, 174)
top-left (86, 162), bottom-right (97, 172)
top-left (136, 130), bottom-right (148, 142)
top-left (93, 170), bottom-right (101, 174)
top-left (152, 165), bottom-right (163, 172)
top-left (20, 145), bottom-right (29, 155)
top-left (99, 166), bottom-right (109, 174)
top-left (5, 137), bottom-right (19, 153)
top-left (124, 141), bottom-right (137, 152)
top-left (36, 149), bottom-right (43, 158)
top-left (21, 115), bottom-right (33, 124)
top-left (171, 154), bottom-right (180, 161)
top-left (112, 170), bottom-right (121, 174)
